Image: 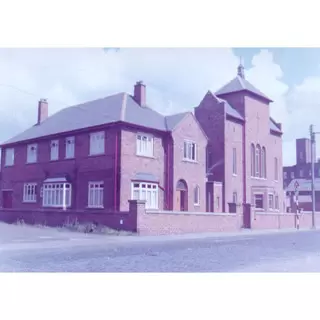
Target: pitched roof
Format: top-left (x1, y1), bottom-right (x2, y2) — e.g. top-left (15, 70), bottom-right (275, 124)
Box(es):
top-left (3, 93), bottom-right (194, 145)
top-left (215, 76), bottom-right (272, 102)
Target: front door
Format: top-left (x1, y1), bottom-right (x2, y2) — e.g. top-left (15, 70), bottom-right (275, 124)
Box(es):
top-left (2, 191), bottom-right (13, 209)
top-left (175, 190), bottom-right (181, 211)
top-left (243, 203), bottom-right (251, 229)
top-left (180, 191), bottom-right (186, 211)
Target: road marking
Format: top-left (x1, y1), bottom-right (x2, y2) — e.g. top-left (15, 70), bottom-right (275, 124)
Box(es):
top-left (38, 236), bottom-right (54, 239)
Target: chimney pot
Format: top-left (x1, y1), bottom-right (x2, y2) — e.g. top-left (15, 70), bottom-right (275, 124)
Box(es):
top-left (37, 98), bottom-right (48, 124)
top-left (133, 81), bottom-right (146, 107)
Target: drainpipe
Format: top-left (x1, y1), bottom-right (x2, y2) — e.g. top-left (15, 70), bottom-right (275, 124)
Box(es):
top-left (114, 130), bottom-right (118, 211)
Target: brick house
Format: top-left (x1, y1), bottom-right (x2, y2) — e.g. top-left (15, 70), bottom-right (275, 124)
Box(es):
top-left (0, 81), bottom-right (207, 214)
top-left (195, 64), bottom-right (284, 224)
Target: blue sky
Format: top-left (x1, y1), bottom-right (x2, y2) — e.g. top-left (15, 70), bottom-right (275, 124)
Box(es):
top-left (0, 48), bottom-right (319, 166)
top-left (234, 47), bottom-right (320, 86)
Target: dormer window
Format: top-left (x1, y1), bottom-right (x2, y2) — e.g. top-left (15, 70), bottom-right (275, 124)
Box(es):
top-left (27, 144), bottom-right (38, 163)
top-left (50, 139), bottom-right (59, 161)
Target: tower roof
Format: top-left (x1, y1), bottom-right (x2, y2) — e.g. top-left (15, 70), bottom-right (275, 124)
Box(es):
top-left (215, 63), bottom-right (273, 103)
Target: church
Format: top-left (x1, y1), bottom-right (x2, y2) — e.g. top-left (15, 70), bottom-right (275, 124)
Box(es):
top-left (195, 64), bottom-right (284, 226)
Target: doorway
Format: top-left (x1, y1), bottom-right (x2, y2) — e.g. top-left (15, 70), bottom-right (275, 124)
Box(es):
top-left (176, 179), bottom-right (188, 211)
top-left (2, 190), bottom-right (13, 209)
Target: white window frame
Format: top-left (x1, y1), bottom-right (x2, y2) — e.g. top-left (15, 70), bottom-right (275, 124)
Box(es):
top-left (251, 144), bottom-right (255, 177)
top-left (194, 185), bottom-right (200, 206)
top-left (232, 147), bottom-right (237, 175)
top-left (283, 172), bottom-right (287, 179)
top-left (268, 193), bottom-right (274, 210)
top-left (254, 194), bottom-right (264, 210)
top-left (136, 133), bottom-right (154, 157)
top-left (65, 136), bottom-right (75, 159)
top-left (42, 182), bottom-right (72, 208)
top-left (5, 148), bottom-right (14, 166)
top-left (89, 131), bottom-right (105, 155)
top-left (88, 181), bottom-right (104, 208)
top-left (27, 143), bottom-right (38, 163)
top-left (131, 182), bottom-right (159, 209)
top-left (183, 140), bottom-right (197, 162)
top-left (255, 145), bottom-right (261, 177)
top-left (23, 183), bottom-right (37, 203)
top-left (50, 139), bottom-right (59, 161)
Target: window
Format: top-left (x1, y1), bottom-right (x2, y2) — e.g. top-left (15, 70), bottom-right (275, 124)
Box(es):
top-left (183, 140), bottom-right (197, 161)
top-left (216, 196), bottom-right (220, 209)
top-left (50, 140), bottom-right (59, 161)
top-left (5, 148), bottom-right (14, 166)
top-left (194, 185), bottom-right (200, 205)
top-left (232, 147), bottom-right (237, 175)
top-left (275, 195), bottom-right (279, 210)
top-left (42, 183), bottom-right (71, 208)
top-left (291, 172), bottom-right (295, 179)
top-left (274, 157), bottom-right (278, 180)
top-left (261, 147), bottom-right (266, 178)
top-left (255, 145), bottom-right (261, 177)
top-left (136, 134), bottom-right (154, 157)
top-left (232, 192), bottom-right (237, 204)
top-left (300, 169), bottom-right (304, 177)
top-left (27, 144), bottom-right (37, 163)
top-left (268, 194), bottom-right (274, 210)
top-left (254, 194), bottom-right (264, 209)
top-left (131, 182), bottom-right (158, 209)
top-left (309, 169), bottom-right (312, 177)
top-left (89, 131), bottom-right (105, 155)
top-left (88, 181), bottom-right (104, 208)
top-left (283, 172), bottom-right (287, 179)
top-left (251, 144), bottom-right (255, 176)
top-left (300, 151), bottom-right (303, 161)
top-left (65, 136), bottom-right (75, 158)
top-left (23, 183), bottom-right (37, 202)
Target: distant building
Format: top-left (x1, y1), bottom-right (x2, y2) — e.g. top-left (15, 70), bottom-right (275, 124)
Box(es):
top-left (283, 138), bottom-right (320, 189)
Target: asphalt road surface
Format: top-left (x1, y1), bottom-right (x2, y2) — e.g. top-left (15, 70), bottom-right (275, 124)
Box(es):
top-left (1, 223), bottom-right (320, 272)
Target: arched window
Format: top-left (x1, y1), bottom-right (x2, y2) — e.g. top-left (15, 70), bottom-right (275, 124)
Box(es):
top-left (255, 144), bottom-right (261, 177)
top-left (261, 147), bottom-right (266, 178)
top-left (251, 144), bottom-right (255, 177)
top-left (194, 185), bottom-right (200, 206)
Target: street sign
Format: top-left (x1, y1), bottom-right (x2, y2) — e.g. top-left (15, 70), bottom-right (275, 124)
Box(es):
top-left (294, 180), bottom-right (299, 189)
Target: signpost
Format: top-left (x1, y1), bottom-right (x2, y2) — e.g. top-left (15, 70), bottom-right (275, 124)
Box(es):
top-left (294, 180), bottom-right (300, 230)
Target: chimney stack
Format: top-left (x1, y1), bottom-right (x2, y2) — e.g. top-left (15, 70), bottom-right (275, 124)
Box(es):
top-left (37, 98), bottom-right (48, 124)
top-left (133, 81), bottom-right (146, 107)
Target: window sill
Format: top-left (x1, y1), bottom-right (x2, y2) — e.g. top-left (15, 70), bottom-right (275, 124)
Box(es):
top-left (86, 206), bottom-right (105, 209)
top-left (136, 154), bottom-right (155, 159)
top-left (251, 177), bottom-right (267, 180)
top-left (23, 201), bottom-right (37, 204)
top-left (232, 174), bottom-right (237, 177)
top-left (4, 164), bottom-right (14, 167)
top-left (89, 152), bottom-right (105, 157)
top-left (26, 162), bottom-right (37, 165)
top-left (194, 203), bottom-right (200, 207)
top-left (182, 159), bottom-right (198, 164)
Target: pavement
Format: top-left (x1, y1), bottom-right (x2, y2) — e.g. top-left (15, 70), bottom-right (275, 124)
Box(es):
top-left (1, 222), bottom-right (320, 272)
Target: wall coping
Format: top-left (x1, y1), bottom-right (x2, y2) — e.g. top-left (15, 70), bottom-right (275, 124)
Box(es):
top-left (254, 211), bottom-right (316, 216)
top-left (146, 210), bottom-right (237, 217)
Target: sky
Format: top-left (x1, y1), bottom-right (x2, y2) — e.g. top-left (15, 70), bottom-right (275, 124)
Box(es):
top-left (0, 47), bottom-right (319, 166)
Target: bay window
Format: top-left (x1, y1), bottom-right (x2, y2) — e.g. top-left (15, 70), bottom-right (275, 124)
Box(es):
top-left (131, 182), bottom-right (159, 209)
top-left (42, 182), bottom-right (71, 208)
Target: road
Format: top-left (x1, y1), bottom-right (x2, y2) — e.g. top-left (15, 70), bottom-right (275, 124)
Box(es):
top-left (1, 223), bottom-right (320, 272)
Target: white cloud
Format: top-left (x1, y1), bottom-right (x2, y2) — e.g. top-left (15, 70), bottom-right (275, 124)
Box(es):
top-left (0, 48), bottom-right (296, 165)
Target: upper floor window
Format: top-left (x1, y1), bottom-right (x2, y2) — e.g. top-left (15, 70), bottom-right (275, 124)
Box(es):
top-left (299, 169), bottom-right (304, 177)
top-left (275, 195), bottom-right (279, 210)
top-left (136, 133), bottom-right (154, 157)
top-left (291, 172), bottom-right (295, 179)
top-left (274, 157), bottom-right (278, 180)
top-left (309, 169), bottom-right (312, 177)
top-left (50, 140), bottom-right (59, 161)
top-left (261, 147), bottom-right (266, 178)
top-left (183, 140), bottom-right (197, 161)
top-left (65, 136), bottom-right (75, 159)
top-left (283, 172), bottom-right (287, 179)
top-left (255, 145), bottom-right (261, 177)
top-left (90, 131), bottom-right (105, 155)
top-left (27, 144), bottom-right (38, 163)
top-left (194, 185), bottom-right (200, 206)
top-left (251, 144), bottom-right (255, 176)
top-left (5, 148), bottom-right (14, 166)
top-left (232, 147), bottom-right (237, 175)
